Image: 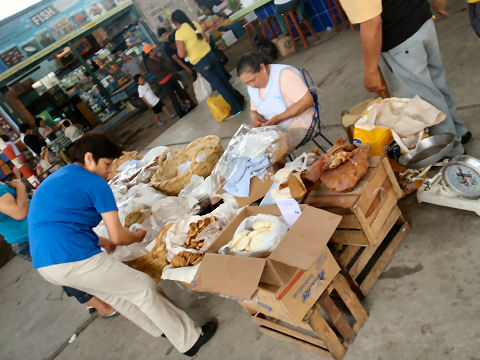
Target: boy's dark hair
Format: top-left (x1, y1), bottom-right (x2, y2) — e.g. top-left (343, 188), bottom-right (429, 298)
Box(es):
top-left (157, 27), bottom-right (167, 38)
top-left (19, 123), bottom-right (31, 134)
top-left (35, 117), bottom-right (42, 127)
top-left (171, 10), bottom-right (203, 40)
top-left (236, 52), bottom-right (269, 76)
top-left (1, 135), bottom-right (9, 142)
top-left (71, 132), bottom-right (123, 164)
top-left (134, 74), bottom-right (142, 83)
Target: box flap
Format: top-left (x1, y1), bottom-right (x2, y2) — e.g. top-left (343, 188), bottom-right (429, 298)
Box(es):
top-left (260, 259), bottom-right (298, 287)
top-left (269, 206), bottom-right (342, 270)
top-left (192, 253), bottom-right (266, 300)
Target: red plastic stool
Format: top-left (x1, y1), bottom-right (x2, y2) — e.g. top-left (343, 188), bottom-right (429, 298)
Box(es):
top-left (260, 16), bottom-right (281, 39)
top-left (325, 0), bottom-right (354, 32)
top-left (283, 8), bottom-right (319, 52)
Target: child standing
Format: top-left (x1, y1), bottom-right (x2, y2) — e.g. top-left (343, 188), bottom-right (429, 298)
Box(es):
top-left (135, 74), bottom-right (176, 126)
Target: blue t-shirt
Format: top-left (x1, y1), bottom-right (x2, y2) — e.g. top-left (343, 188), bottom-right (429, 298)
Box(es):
top-left (28, 164), bottom-right (118, 269)
top-left (0, 184), bottom-right (29, 244)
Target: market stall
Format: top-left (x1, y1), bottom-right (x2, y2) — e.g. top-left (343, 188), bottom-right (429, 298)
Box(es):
top-left (99, 121), bottom-right (412, 359)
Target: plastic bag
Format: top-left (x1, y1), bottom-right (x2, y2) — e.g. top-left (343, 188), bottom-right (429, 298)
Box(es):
top-left (151, 196), bottom-right (198, 229)
top-left (161, 263), bottom-right (201, 283)
top-left (207, 95), bottom-right (231, 122)
top-left (164, 198), bottom-right (239, 261)
top-left (219, 214), bottom-right (288, 258)
top-left (193, 74), bottom-right (212, 102)
top-left (354, 97), bottom-right (445, 154)
top-left (207, 124), bottom-right (288, 199)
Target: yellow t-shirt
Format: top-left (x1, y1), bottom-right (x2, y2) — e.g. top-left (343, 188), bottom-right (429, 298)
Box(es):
top-left (467, 0), bottom-right (480, 3)
top-left (338, 0), bottom-right (382, 24)
top-left (175, 22), bottom-right (211, 65)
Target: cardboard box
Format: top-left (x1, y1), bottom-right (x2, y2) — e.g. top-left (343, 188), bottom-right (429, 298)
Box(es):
top-left (213, 168), bottom-right (275, 207)
top-left (192, 205), bottom-right (342, 323)
top-left (273, 36), bottom-right (295, 57)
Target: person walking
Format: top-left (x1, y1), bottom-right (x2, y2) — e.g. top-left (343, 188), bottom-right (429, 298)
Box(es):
top-left (142, 43), bottom-right (195, 118)
top-left (171, 9), bottom-right (244, 118)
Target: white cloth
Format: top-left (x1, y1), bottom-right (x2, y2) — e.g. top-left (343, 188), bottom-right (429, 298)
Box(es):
top-left (138, 83), bottom-right (160, 107)
top-left (274, 0), bottom-right (292, 4)
top-left (37, 252), bottom-right (201, 353)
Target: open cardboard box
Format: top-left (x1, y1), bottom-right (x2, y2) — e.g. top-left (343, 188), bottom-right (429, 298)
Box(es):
top-left (192, 205), bottom-right (342, 323)
top-left (213, 168), bottom-right (275, 207)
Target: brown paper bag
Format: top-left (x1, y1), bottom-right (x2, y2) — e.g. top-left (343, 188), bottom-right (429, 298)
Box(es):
top-left (273, 36), bottom-right (295, 57)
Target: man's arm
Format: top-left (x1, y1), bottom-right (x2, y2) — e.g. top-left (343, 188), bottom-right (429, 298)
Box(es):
top-left (360, 14), bottom-right (386, 93)
top-left (101, 210), bottom-right (146, 246)
top-left (139, 96), bottom-right (152, 108)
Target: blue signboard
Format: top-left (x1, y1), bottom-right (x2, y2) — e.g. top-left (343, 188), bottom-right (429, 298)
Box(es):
top-left (0, 0), bottom-right (132, 79)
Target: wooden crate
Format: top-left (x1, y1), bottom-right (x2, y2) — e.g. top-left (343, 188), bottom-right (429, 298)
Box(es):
top-left (247, 274), bottom-right (368, 360)
top-left (332, 215), bottom-right (410, 297)
top-left (304, 156), bottom-right (403, 246)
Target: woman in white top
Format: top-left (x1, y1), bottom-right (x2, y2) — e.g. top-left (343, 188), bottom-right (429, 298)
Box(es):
top-left (237, 53), bottom-right (316, 150)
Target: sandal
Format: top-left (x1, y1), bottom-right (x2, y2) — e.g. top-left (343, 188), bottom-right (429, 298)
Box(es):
top-left (100, 310), bottom-right (120, 319)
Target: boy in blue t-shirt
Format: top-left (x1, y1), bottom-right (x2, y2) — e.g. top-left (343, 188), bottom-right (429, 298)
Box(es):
top-left (28, 132), bottom-right (216, 356)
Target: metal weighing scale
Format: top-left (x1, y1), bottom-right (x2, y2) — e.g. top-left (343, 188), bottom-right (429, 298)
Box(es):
top-left (398, 134), bottom-right (480, 216)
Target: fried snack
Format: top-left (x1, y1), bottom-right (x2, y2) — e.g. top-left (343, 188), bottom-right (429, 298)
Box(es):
top-left (286, 171), bottom-right (307, 201)
top-left (124, 209), bottom-right (146, 228)
top-left (170, 251), bottom-right (204, 268)
top-left (320, 144), bottom-right (371, 192)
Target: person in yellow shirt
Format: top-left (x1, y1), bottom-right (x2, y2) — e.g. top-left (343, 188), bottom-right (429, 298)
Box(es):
top-left (435, 0), bottom-right (480, 37)
top-left (467, 0), bottom-right (480, 37)
top-left (172, 10), bottom-right (244, 118)
top-left (338, 0), bottom-right (471, 158)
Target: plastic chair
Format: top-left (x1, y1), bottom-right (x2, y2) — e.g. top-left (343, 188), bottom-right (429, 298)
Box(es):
top-left (288, 69), bottom-right (333, 161)
top-left (282, 8), bottom-right (319, 52)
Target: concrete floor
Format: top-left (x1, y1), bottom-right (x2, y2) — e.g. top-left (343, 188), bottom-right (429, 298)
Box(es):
top-left (2, 2), bottom-right (480, 359)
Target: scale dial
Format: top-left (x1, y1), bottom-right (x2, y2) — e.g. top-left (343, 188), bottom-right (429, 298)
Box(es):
top-left (442, 156), bottom-right (480, 199)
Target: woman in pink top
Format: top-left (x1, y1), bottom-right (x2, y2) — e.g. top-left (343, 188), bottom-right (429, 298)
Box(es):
top-left (237, 53), bottom-right (315, 150)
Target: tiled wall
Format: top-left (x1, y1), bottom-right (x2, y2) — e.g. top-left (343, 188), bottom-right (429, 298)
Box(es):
top-left (254, 0), bottom-right (340, 34)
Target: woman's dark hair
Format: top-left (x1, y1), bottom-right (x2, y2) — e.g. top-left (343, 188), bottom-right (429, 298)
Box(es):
top-left (171, 10), bottom-right (203, 40)
top-left (236, 53), bottom-right (269, 76)
top-left (157, 27), bottom-right (167, 38)
top-left (71, 132), bottom-right (123, 164)
top-left (19, 124), bottom-right (31, 134)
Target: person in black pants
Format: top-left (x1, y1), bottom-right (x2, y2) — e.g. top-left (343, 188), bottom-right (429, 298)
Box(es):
top-left (142, 44), bottom-right (195, 118)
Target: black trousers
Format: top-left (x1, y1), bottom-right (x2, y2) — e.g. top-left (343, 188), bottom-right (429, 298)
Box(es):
top-left (161, 77), bottom-right (194, 116)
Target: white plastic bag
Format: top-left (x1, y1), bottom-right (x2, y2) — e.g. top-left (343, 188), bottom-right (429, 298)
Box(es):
top-left (151, 196), bottom-right (197, 229)
top-left (161, 263), bottom-right (201, 283)
top-left (193, 74), bottom-right (212, 102)
top-left (219, 214), bottom-right (288, 258)
top-left (164, 197), bottom-right (239, 261)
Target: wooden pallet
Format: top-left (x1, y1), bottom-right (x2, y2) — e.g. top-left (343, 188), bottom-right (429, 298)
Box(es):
top-left (332, 215), bottom-right (410, 297)
top-left (250, 274), bottom-right (368, 360)
top-left (304, 156), bottom-right (403, 246)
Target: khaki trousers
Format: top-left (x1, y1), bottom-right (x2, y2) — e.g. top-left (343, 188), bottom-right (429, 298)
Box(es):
top-left (38, 252), bottom-right (201, 353)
